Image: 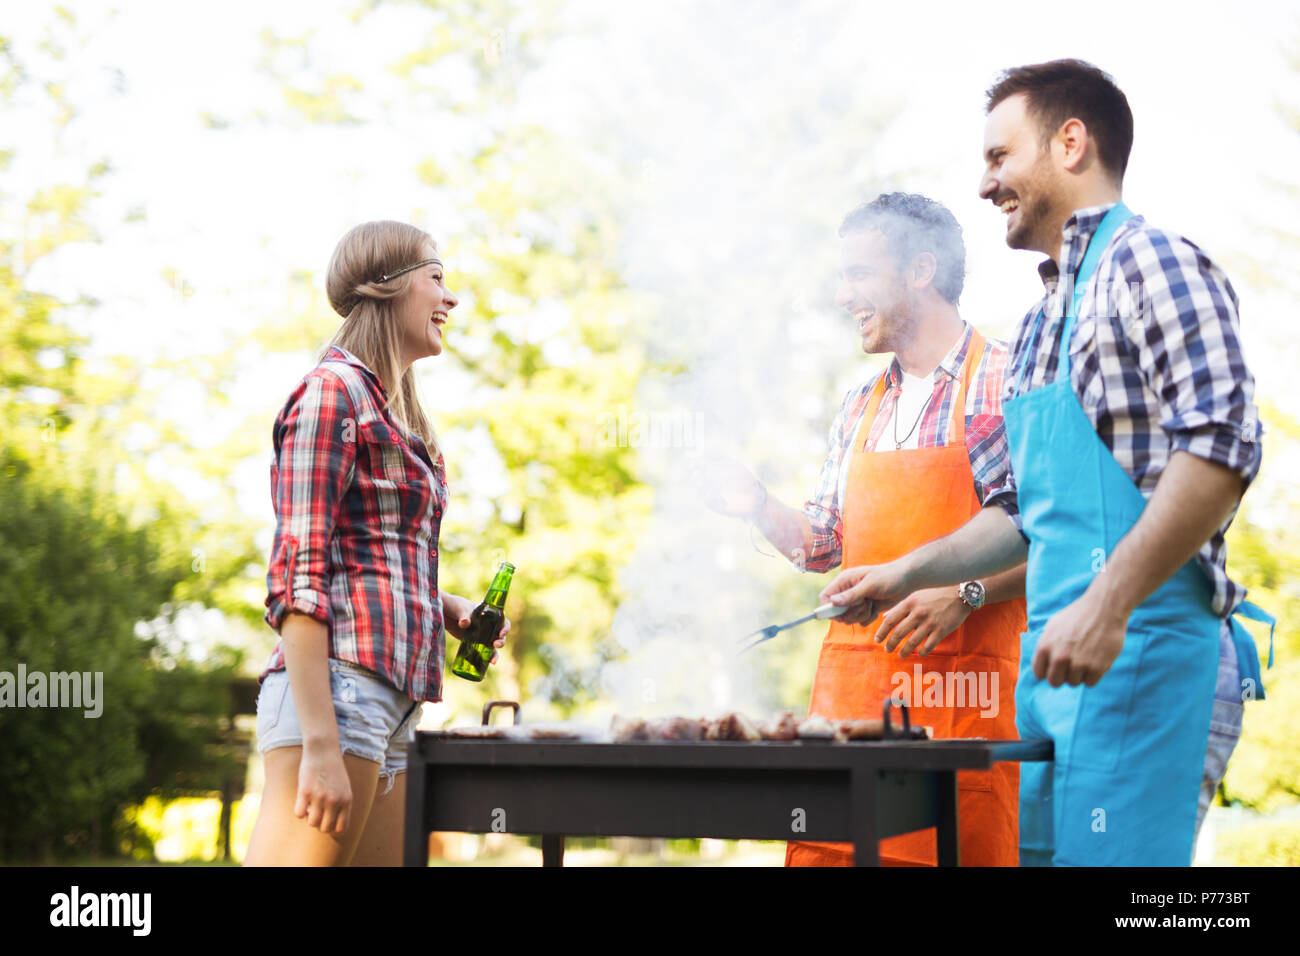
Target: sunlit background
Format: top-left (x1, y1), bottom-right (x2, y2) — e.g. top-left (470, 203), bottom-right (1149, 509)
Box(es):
top-left (2, 0), bottom-right (1297, 865)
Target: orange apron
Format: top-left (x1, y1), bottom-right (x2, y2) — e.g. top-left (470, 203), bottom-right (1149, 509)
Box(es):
top-left (786, 330), bottom-right (1024, 866)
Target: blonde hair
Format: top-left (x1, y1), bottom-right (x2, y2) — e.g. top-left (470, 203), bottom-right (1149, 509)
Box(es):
top-left (322, 220), bottom-right (440, 461)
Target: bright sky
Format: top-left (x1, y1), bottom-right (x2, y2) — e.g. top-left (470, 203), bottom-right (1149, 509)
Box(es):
top-left (10, 0), bottom-right (1300, 526)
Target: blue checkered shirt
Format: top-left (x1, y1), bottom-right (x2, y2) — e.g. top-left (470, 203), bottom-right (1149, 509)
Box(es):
top-left (986, 204), bottom-right (1262, 620)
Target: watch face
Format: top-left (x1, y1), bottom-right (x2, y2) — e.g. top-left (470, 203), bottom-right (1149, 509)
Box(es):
top-left (962, 581), bottom-right (984, 608)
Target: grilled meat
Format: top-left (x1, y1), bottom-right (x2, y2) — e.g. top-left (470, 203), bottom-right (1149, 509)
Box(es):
top-left (647, 716), bottom-right (708, 741)
top-left (796, 715), bottom-right (836, 740)
top-left (445, 724), bottom-right (513, 738)
top-left (835, 718), bottom-right (886, 741)
top-left (759, 711), bottom-right (799, 740)
top-left (610, 715), bottom-right (650, 742)
top-left (705, 712), bottom-right (763, 741)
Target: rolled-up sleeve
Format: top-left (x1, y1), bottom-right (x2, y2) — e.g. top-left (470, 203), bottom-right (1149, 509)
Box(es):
top-left (264, 371), bottom-right (357, 632)
top-left (1120, 232), bottom-right (1262, 487)
top-left (989, 365), bottom-right (1026, 539)
top-left (983, 481), bottom-right (1024, 539)
top-left (965, 342), bottom-right (1015, 510)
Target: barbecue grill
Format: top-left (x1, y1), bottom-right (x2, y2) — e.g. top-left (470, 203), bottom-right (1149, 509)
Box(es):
top-left (403, 702), bottom-right (1052, 866)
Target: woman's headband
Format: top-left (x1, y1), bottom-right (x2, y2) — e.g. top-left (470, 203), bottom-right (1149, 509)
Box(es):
top-left (376, 258), bottom-right (441, 284)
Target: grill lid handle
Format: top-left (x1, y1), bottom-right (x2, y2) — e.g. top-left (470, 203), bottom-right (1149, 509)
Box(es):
top-left (882, 698), bottom-right (910, 739)
top-left (482, 700), bottom-right (520, 726)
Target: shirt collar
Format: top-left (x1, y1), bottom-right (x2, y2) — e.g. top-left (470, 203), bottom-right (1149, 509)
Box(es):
top-left (1038, 202), bottom-right (1121, 291)
top-left (325, 345), bottom-right (386, 393)
top-left (324, 346), bottom-right (433, 456)
top-left (884, 320), bottom-right (973, 388)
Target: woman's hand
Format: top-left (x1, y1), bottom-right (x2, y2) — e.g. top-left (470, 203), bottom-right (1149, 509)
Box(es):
top-left (280, 613), bottom-right (351, 833)
top-left (489, 615), bottom-right (511, 664)
top-left (295, 742), bottom-right (352, 833)
top-left (442, 592), bottom-right (511, 665)
top-left (442, 593), bottom-right (476, 642)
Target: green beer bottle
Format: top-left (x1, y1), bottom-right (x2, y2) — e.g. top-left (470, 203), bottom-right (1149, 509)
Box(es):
top-left (450, 562), bottom-right (514, 682)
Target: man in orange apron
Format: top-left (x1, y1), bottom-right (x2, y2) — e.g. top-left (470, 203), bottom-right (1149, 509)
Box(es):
top-left (705, 192), bottom-right (1026, 865)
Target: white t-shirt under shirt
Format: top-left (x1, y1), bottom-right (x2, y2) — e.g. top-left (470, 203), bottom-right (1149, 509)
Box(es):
top-left (837, 366), bottom-right (940, 506)
top-left (886, 369), bottom-right (935, 451)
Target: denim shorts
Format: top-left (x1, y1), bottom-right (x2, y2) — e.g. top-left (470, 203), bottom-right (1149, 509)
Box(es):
top-left (256, 659), bottom-right (420, 795)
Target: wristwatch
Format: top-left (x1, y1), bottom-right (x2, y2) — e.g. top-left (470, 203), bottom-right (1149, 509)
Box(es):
top-left (957, 580), bottom-right (986, 611)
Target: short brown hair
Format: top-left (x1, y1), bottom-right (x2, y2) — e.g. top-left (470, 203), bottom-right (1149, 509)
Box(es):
top-left (985, 59), bottom-right (1134, 180)
top-left (839, 192), bottom-right (966, 305)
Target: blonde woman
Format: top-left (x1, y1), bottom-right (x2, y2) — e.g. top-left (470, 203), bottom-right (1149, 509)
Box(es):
top-left (244, 221), bottom-right (508, 866)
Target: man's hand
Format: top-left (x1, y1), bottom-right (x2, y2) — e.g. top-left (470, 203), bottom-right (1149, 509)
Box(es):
top-left (1027, 451), bottom-right (1244, 688)
top-left (819, 561), bottom-right (910, 624)
top-left (689, 453), bottom-right (815, 567)
top-left (691, 453), bottom-right (765, 519)
top-left (295, 744), bottom-right (352, 833)
top-left (1032, 590), bottom-right (1128, 686)
top-left (875, 586), bottom-right (971, 658)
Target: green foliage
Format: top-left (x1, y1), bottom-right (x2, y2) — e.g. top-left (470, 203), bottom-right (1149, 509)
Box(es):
top-left (0, 446), bottom-right (244, 861)
top-left (1215, 820), bottom-right (1300, 867)
top-left (0, 10), bottom-right (255, 861)
top-left (4, 3), bottom-right (1297, 869)
top-left (245, 0), bottom-right (654, 718)
top-left (1220, 408), bottom-right (1300, 812)
top-left (1216, 27), bottom-right (1300, 812)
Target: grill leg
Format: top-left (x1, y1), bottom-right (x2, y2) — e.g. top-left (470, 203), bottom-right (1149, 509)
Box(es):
top-left (936, 771), bottom-right (960, 867)
top-left (851, 768), bottom-right (880, 866)
top-left (541, 834), bottom-right (565, 867)
top-left (403, 753), bottom-right (428, 867)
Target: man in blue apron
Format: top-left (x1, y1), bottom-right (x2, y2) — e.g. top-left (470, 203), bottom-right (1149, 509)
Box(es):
top-left (821, 59), bottom-right (1273, 866)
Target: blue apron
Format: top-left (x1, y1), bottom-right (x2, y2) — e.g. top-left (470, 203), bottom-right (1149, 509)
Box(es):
top-left (1002, 202), bottom-right (1275, 866)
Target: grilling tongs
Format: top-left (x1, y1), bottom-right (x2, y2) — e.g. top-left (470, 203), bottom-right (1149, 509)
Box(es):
top-left (738, 601), bottom-right (863, 654)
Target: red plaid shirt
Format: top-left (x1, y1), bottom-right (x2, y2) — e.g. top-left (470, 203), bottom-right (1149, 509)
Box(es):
top-left (802, 323), bottom-right (1012, 572)
top-left (262, 346), bottom-right (449, 702)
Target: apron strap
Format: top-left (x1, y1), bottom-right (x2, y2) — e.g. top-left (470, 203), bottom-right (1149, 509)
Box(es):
top-left (1057, 201), bottom-right (1135, 376)
top-left (945, 327), bottom-right (986, 447)
top-left (1011, 202), bottom-right (1137, 395)
top-left (858, 366), bottom-right (891, 451)
top-left (1233, 599), bottom-right (1277, 669)
top-left (858, 326), bottom-right (986, 451)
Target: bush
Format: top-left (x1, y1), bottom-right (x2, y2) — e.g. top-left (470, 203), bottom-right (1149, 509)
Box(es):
top-left (0, 446), bottom-right (242, 862)
top-left (1215, 820), bottom-right (1300, 867)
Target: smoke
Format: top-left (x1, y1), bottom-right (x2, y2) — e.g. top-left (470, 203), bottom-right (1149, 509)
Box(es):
top-left (538, 1), bottom-right (918, 719)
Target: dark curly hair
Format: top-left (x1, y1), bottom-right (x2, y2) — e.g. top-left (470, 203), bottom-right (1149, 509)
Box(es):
top-left (839, 192), bottom-right (966, 305)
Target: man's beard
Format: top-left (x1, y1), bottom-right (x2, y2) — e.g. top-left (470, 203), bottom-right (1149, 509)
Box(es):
top-left (864, 306), bottom-right (912, 356)
top-left (1005, 155), bottom-right (1061, 254)
top-left (1006, 197), bottom-right (1045, 252)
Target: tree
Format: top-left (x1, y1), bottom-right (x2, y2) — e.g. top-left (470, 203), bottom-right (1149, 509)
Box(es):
top-left (1213, 24), bottom-right (1300, 824)
top-left (0, 8), bottom-right (253, 861)
top-left (241, 0), bottom-right (655, 716)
